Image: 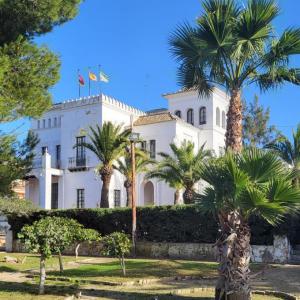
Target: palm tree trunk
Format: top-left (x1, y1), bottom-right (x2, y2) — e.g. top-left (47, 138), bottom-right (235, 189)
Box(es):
top-left (183, 187), bottom-right (194, 204)
top-left (100, 168), bottom-right (112, 208)
top-left (75, 243), bottom-right (80, 260)
top-left (215, 211), bottom-right (251, 300)
top-left (39, 254), bottom-right (46, 295)
top-left (226, 89), bottom-right (243, 153)
top-left (174, 189), bottom-right (180, 205)
top-left (124, 180), bottom-right (133, 207)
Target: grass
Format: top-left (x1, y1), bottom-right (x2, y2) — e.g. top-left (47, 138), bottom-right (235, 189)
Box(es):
top-left (0, 253), bottom-right (294, 299)
top-left (0, 252), bottom-right (77, 272)
top-left (49, 258), bottom-right (219, 282)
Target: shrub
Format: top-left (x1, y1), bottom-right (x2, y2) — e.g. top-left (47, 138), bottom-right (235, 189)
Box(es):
top-left (8, 205), bottom-right (299, 246)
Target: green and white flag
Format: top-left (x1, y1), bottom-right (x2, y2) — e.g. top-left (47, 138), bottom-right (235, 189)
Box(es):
top-left (99, 71), bottom-right (109, 83)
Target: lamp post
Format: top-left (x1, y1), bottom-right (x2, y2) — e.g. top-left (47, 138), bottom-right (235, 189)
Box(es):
top-left (128, 131), bottom-right (140, 256)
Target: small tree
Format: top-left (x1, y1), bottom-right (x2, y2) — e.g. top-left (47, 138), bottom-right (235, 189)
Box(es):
top-left (18, 217), bottom-right (81, 294)
top-left (101, 232), bottom-right (131, 276)
top-left (73, 228), bottom-right (100, 260)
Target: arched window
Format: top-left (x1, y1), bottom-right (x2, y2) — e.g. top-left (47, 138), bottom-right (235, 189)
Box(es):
top-left (199, 107), bottom-right (206, 125)
top-left (187, 109), bottom-right (194, 125)
top-left (54, 117), bottom-right (57, 127)
top-left (37, 120), bottom-right (40, 129)
top-left (222, 111), bottom-right (226, 129)
top-left (48, 118), bottom-right (51, 128)
top-left (175, 110), bottom-right (181, 118)
top-left (43, 119), bottom-right (46, 128)
top-left (216, 107), bottom-right (220, 126)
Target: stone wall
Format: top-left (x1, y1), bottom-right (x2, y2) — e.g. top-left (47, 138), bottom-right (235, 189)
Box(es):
top-left (9, 235), bottom-right (291, 263)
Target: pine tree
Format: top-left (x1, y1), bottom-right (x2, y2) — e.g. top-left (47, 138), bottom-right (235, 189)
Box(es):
top-left (243, 95), bottom-right (280, 147)
top-left (0, 0), bottom-right (82, 122)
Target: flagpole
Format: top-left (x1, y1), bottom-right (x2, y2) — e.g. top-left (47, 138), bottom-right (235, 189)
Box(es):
top-left (77, 69), bottom-right (81, 98)
top-left (98, 64), bottom-right (102, 95)
top-left (88, 67), bottom-right (91, 96)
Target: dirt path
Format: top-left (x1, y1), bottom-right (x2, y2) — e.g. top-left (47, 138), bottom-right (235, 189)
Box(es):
top-left (251, 264), bottom-right (300, 296)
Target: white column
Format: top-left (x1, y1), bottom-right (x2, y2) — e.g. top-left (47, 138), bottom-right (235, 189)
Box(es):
top-left (39, 151), bottom-right (52, 209)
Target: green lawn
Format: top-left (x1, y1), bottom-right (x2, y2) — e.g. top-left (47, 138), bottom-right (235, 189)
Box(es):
top-left (0, 252), bottom-right (77, 272)
top-left (49, 258), bottom-right (219, 282)
top-left (0, 253), bottom-right (295, 300)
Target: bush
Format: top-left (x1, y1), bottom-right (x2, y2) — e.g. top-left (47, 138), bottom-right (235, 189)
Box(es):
top-left (7, 205), bottom-right (299, 245)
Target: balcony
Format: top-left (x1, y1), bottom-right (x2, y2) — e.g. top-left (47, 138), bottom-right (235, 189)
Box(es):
top-left (68, 156), bottom-right (89, 172)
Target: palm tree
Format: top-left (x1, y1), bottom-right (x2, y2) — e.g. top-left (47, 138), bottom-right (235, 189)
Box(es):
top-left (198, 148), bottom-right (300, 300)
top-left (170, 0), bottom-right (300, 152)
top-left (77, 122), bottom-right (130, 208)
top-left (113, 150), bottom-right (153, 207)
top-left (265, 124), bottom-right (300, 186)
top-left (147, 141), bottom-right (211, 204)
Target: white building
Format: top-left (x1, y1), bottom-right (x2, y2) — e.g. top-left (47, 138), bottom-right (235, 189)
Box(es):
top-left (25, 88), bottom-right (228, 209)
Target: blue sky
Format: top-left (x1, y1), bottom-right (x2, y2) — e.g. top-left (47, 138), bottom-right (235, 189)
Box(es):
top-left (2, 0), bottom-right (300, 139)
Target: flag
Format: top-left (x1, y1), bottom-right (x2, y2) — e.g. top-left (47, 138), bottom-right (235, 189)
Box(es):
top-left (99, 71), bottom-right (109, 83)
top-left (78, 74), bottom-right (85, 86)
top-left (89, 72), bottom-right (97, 81)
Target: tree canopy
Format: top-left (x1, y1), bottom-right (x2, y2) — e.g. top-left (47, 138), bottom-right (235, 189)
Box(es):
top-left (243, 95), bottom-right (280, 147)
top-left (0, 130), bottom-right (39, 196)
top-left (0, 0), bottom-right (82, 122)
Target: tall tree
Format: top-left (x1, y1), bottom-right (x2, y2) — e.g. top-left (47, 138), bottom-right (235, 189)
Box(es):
top-left (0, 130), bottom-right (39, 196)
top-left (0, 0), bottom-right (82, 122)
top-left (243, 95), bottom-right (280, 147)
top-left (147, 141), bottom-right (211, 204)
top-left (114, 150), bottom-right (153, 207)
top-left (265, 124), bottom-right (300, 187)
top-left (198, 148), bottom-right (300, 300)
top-left (170, 0), bottom-right (300, 152)
top-left (77, 122), bottom-right (130, 208)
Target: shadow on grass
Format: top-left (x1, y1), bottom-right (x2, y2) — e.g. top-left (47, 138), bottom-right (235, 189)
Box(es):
top-left (82, 288), bottom-right (213, 300)
top-left (49, 259), bottom-right (217, 279)
top-left (0, 280), bottom-right (77, 296)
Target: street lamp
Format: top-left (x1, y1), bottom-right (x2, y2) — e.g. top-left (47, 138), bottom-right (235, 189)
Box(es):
top-left (128, 131), bottom-right (140, 256)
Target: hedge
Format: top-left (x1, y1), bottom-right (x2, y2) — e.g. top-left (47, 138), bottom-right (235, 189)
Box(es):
top-left (6, 205), bottom-right (300, 245)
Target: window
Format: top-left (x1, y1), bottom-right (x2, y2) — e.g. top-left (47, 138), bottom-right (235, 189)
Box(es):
top-left (175, 110), bottom-right (181, 118)
top-left (41, 146), bottom-right (48, 155)
top-left (54, 117), bottom-right (57, 127)
top-left (56, 145), bottom-right (61, 168)
top-left (77, 189), bottom-right (85, 208)
top-left (43, 119), bottom-right (46, 128)
top-left (51, 183), bottom-right (58, 209)
top-left (114, 189), bottom-right (121, 207)
top-left (199, 107), bottom-right (206, 125)
top-left (150, 140), bottom-right (156, 159)
top-left (141, 141), bottom-right (147, 152)
top-left (187, 109), bottom-right (194, 125)
top-left (222, 111), bottom-right (226, 129)
top-left (76, 136), bottom-right (86, 166)
top-left (48, 118), bottom-right (51, 128)
top-left (37, 120), bottom-right (40, 129)
top-left (216, 107), bottom-right (220, 126)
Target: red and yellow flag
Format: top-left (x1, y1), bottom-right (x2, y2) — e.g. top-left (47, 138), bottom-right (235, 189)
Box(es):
top-left (89, 72), bottom-right (97, 81)
top-left (78, 74), bottom-right (85, 86)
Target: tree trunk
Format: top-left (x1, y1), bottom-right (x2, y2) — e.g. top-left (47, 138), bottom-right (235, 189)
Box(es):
top-left (75, 243), bottom-right (80, 260)
top-left (58, 251), bottom-right (63, 273)
top-left (120, 255), bottom-right (126, 276)
top-left (124, 180), bottom-right (133, 207)
top-left (174, 189), bottom-right (180, 205)
top-left (183, 187), bottom-right (194, 204)
top-left (215, 211), bottom-right (251, 300)
top-left (39, 254), bottom-right (46, 295)
top-left (226, 89), bottom-right (243, 153)
top-left (100, 167), bottom-right (113, 208)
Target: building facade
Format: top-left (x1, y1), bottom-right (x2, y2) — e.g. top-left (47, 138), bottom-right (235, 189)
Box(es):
top-left (25, 88), bottom-right (228, 209)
